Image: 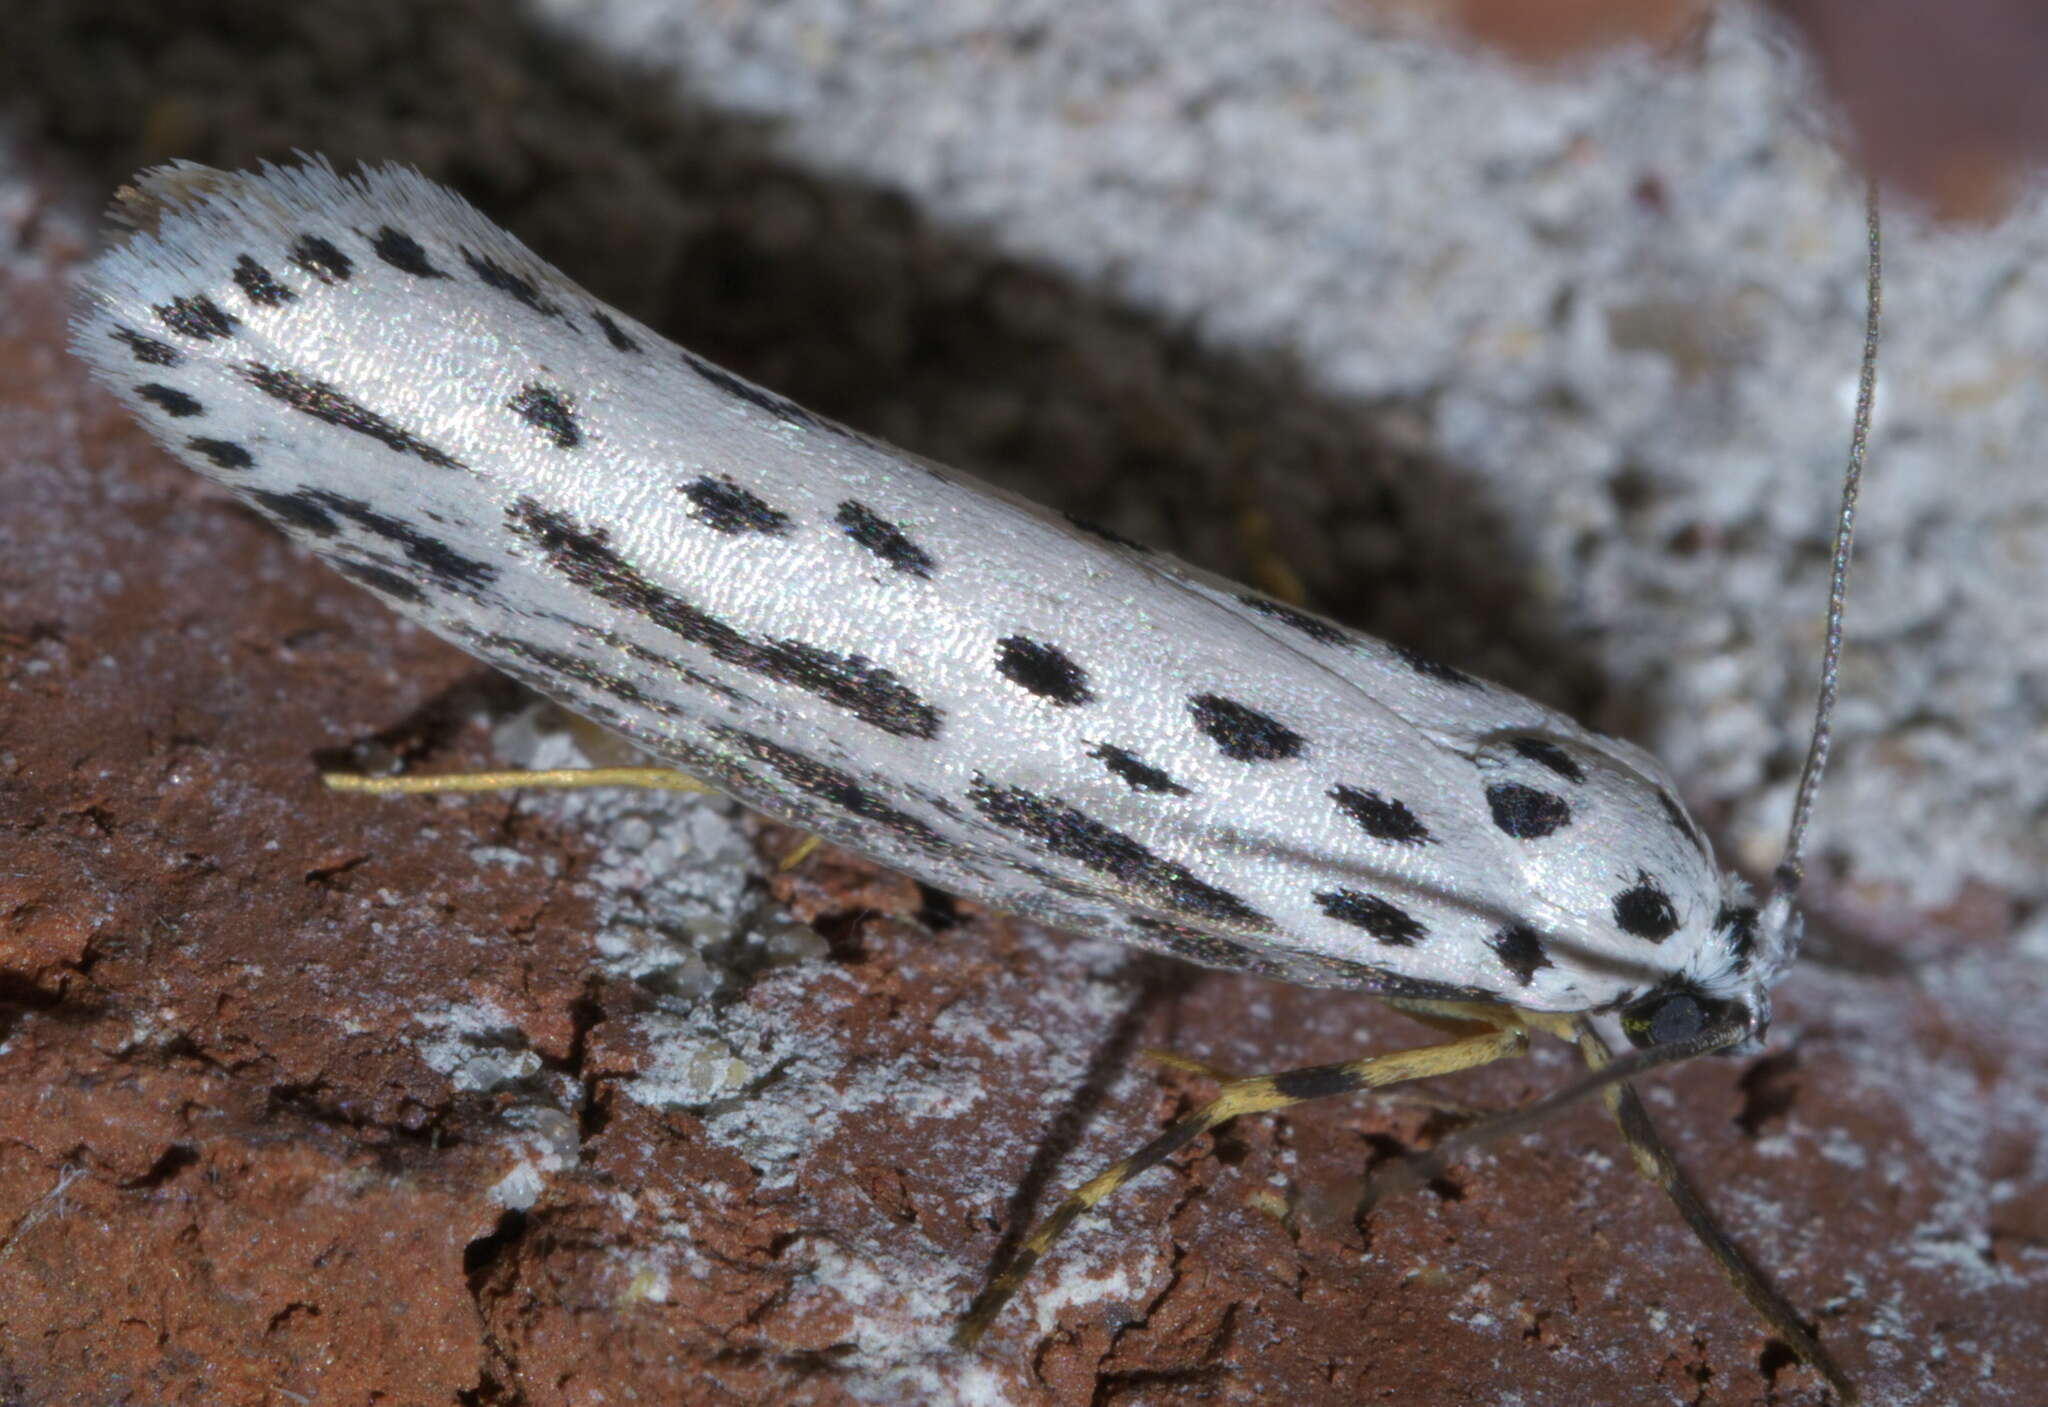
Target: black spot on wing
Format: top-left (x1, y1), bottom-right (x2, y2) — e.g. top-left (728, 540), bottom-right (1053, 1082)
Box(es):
top-left (465, 632), bottom-right (670, 714)
top-left (508, 500), bottom-right (941, 739)
top-left (1511, 736), bottom-right (1586, 784)
top-left (370, 226), bottom-right (446, 278)
top-left (1328, 785), bottom-right (1432, 845)
top-left (1128, 917), bottom-right (1288, 979)
top-left (1237, 594), bottom-right (1346, 645)
top-left (1392, 643), bottom-right (1481, 690)
top-left (763, 640), bottom-right (940, 742)
top-left (1290, 950), bottom-right (1501, 1003)
top-left (1658, 788), bottom-right (1708, 858)
top-left (1613, 872), bottom-right (1680, 942)
top-left (591, 310), bottom-right (640, 353)
top-left (232, 256), bottom-right (294, 308)
top-left (186, 437), bottom-right (252, 470)
top-left (248, 489), bottom-right (339, 537)
top-left (1491, 923), bottom-right (1552, 986)
top-left (113, 326), bottom-right (179, 366)
top-left (289, 234), bottom-right (353, 283)
top-left (1091, 743), bottom-right (1189, 795)
top-left (681, 476), bottom-right (792, 535)
top-left (1486, 782), bottom-right (1572, 839)
top-left (462, 248), bottom-right (563, 317)
top-left (835, 500), bottom-right (935, 577)
top-left (680, 350), bottom-right (852, 439)
top-left (711, 726), bottom-right (945, 851)
top-left (155, 295), bottom-right (237, 341)
top-left (136, 384), bottom-right (202, 417)
top-left (967, 778), bottom-right (1269, 929)
top-left (333, 559), bottom-right (425, 604)
top-left (1063, 513), bottom-right (1153, 553)
top-left (240, 364), bottom-right (463, 468)
top-left (509, 384), bottom-right (581, 449)
top-left (1189, 693), bottom-right (1304, 762)
top-left (303, 489), bottom-right (497, 595)
top-left (1717, 903), bottom-right (1760, 973)
top-left (995, 636), bottom-right (1091, 706)
top-left (1315, 888), bottom-right (1426, 945)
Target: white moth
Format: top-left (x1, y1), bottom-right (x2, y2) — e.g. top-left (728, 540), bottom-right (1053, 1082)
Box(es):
top-left (70, 156), bottom-right (1872, 1400)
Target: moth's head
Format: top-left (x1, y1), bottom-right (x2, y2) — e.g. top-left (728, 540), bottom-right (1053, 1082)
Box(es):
top-left (1618, 877), bottom-right (1797, 1055)
top-left (1618, 981), bottom-right (1767, 1055)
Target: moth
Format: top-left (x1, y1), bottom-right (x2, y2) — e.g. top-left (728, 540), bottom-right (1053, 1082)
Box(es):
top-left (70, 157), bottom-right (1874, 1401)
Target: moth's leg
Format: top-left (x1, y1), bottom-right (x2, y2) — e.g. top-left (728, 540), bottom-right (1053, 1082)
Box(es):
top-left (954, 1014), bottom-right (1530, 1348)
top-left (1235, 502), bottom-right (1312, 607)
top-left (323, 766), bottom-right (713, 795)
top-left (1136, 1047), bottom-right (1492, 1120)
top-left (1568, 1018), bottom-right (1858, 1405)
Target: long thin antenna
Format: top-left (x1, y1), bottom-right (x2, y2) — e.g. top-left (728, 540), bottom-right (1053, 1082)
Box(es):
top-left (1771, 182), bottom-right (1882, 906)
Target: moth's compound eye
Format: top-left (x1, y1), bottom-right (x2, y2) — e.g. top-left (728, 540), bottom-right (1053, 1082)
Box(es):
top-left (1619, 987), bottom-right (1749, 1050)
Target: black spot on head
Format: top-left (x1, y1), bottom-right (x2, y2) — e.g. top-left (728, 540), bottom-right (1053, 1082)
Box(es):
top-left (240, 364), bottom-right (462, 468)
top-left (370, 226), bottom-right (445, 278)
top-left (995, 635), bottom-right (1091, 706)
top-left (1091, 744), bottom-right (1189, 795)
top-left (967, 778), bottom-right (1269, 928)
top-left (113, 326), bottom-right (179, 366)
top-left (1392, 643), bottom-right (1481, 690)
top-left (1328, 785), bottom-right (1432, 845)
top-left (507, 499), bottom-right (941, 739)
top-left (1613, 871), bottom-right (1680, 942)
top-left (303, 489), bottom-right (497, 594)
top-left (1189, 693), bottom-right (1304, 762)
top-left (835, 500), bottom-right (935, 578)
top-left (681, 476), bottom-right (792, 535)
top-left (1486, 782), bottom-right (1572, 839)
top-left (591, 310), bottom-right (640, 353)
top-left (155, 295), bottom-right (237, 341)
top-left (1315, 888), bottom-right (1427, 945)
top-left (1717, 903), bottom-right (1760, 973)
top-left (289, 234), bottom-right (353, 283)
top-left (1658, 788), bottom-right (1708, 857)
top-left (186, 437), bottom-right (252, 470)
top-left (1511, 736), bottom-right (1586, 784)
top-left (248, 489), bottom-right (339, 537)
top-left (1237, 594), bottom-right (1346, 646)
top-left (1490, 923), bottom-right (1552, 986)
top-left (462, 248), bottom-right (562, 317)
top-left (1063, 513), bottom-right (1153, 554)
top-left (136, 383), bottom-right (202, 417)
top-left (232, 256), bottom-right (294, 308)
top-left (333, 559), bottom-right (426, 604)
top-left (509, 384), bottom-right (581, 449)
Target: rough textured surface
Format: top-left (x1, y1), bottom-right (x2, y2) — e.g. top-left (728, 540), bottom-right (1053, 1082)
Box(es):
top-left (1, 2), bottom-right (2044, 1405)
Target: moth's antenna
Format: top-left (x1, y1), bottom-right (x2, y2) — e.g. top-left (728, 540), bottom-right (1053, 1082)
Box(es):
top-left (1770, 181), bottom-right (1882, 910)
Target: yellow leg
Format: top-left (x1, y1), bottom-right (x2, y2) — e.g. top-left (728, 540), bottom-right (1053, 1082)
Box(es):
top-left (1236, 503), bottom-right (1312, 606)
top-left (323, 766), bottom-right (713, 795)
top-left (778, 834), bottom-right (824, 871)
top-left (1136, 1047), bottom-right (1489, 1119)
top-left (954, 1019), bottom-right (1530, 1348)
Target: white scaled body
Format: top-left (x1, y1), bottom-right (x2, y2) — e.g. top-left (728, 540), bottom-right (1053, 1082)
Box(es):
top-left (71, 159), bottom-right (1786, 1042)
